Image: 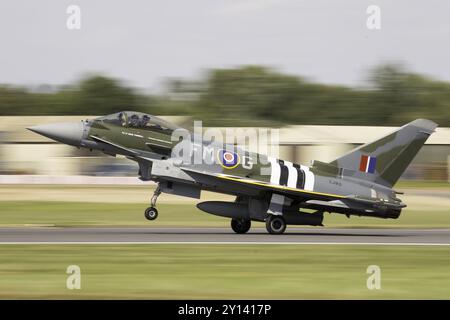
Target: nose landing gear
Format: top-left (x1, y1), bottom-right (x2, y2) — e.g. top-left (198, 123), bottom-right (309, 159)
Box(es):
top-left (144, 207), bottom-right (158, 220)
top-left (144, 185), bottom-right (161, 221)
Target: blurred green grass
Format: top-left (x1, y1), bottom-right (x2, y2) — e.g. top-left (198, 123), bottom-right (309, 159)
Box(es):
top-left (0, 201), bottom-right (448, 228)
top-left (0, 244), bottom-right (449, 299)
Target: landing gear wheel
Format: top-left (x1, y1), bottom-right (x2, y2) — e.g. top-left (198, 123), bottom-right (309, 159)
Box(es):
top-left (145, 184), bottom-right (161, 221)
top-left (145, 207), bottom-right (158, 220)
top-left (231, 219), bottom-right (251, 234)
top-left (266, 215), bottom-right (286, 234)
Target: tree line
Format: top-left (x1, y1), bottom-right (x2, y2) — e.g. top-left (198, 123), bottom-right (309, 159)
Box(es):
top-left (0, 64), bottom-right (449, 127)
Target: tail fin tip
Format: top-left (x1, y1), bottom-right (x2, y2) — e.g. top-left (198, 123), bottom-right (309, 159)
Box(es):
top-left (407, 119), bottom-right (438, 134)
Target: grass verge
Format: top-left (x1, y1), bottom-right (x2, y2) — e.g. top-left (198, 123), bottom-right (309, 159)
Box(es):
top-left (0, 201), bottom-right (448, 228)
top-left (0, 244), bottom-right (449, 299)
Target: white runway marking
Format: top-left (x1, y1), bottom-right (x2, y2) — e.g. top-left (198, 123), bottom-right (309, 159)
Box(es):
top-left (1, 242), bottom-right (450, 246)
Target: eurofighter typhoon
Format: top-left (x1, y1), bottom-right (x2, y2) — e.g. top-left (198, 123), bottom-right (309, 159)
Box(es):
top-left (28, 112), bottom-right (437, 234)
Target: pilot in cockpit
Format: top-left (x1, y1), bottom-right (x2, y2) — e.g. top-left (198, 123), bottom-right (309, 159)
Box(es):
top-left (141, 114), bottom-right (150, 127)
top-left (129, 114), bottom-right (140, 127)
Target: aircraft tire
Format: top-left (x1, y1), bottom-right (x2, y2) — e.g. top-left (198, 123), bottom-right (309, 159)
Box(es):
top-left (266, 215), bottom-right (286, 234)
top-left (144, 207), bottom-right (158, 220)
top-left (231, 219), bottom-right (251, 234)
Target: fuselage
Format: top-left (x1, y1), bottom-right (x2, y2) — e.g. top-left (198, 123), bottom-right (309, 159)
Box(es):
top-left (29, 111), bottom-right (405, 222)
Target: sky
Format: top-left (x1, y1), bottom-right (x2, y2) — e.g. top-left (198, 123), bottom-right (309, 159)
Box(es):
top-left (0, 0), bottom-right (449, 91)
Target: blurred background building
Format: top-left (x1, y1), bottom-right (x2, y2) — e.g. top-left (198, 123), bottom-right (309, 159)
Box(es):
top-left (1, 115), bottom-right (448, 183)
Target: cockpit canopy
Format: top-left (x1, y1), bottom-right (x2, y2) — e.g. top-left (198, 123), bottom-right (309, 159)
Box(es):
top-left (95, 111), bottom-right (180, 133)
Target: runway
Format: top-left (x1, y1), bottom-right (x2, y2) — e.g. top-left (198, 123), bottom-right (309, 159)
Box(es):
top-left (1, 227), bottom-right (450, 245)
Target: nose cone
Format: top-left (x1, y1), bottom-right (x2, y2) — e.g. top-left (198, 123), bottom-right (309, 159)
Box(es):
top-left (28, 121), bottom-right (84, 146)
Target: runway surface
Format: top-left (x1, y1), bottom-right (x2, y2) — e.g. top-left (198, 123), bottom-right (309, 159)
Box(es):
top-left (1, 227), bottom-right (450, 245)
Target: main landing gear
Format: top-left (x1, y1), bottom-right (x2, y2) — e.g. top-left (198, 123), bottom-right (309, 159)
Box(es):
top-left (144, 185), bottom-right (161, 221)
top-left (230, 216), bottom-right (286, 234)
top-left (265, 215), bottom-right (286, 234)
top-left (231, 219), bottom-right (251, 234)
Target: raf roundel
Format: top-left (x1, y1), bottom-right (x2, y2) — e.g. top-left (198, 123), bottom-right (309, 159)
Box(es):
top-left (217, 149), bottom-right (240, 169)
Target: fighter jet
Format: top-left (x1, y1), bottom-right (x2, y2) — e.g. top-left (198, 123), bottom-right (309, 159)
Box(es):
top-left (28, 111), bottom-right (437, 234)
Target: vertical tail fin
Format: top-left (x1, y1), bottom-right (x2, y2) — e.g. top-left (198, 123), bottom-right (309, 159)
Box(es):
top-left (329, 119), bottom-right (437, 187)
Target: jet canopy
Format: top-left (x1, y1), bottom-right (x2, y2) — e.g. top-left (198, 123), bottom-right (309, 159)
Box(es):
top-left (95, 111), bottom-right (180, 132)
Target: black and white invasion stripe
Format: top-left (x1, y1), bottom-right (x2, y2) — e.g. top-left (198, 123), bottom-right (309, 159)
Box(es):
top-left (267, 157), bottom-right (315, 215)
top-left (268, 157), bottom-right (314, 191)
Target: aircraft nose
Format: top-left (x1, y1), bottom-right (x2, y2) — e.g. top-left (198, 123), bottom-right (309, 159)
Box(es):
top-left (27, 121), bottom-right (84, 146)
